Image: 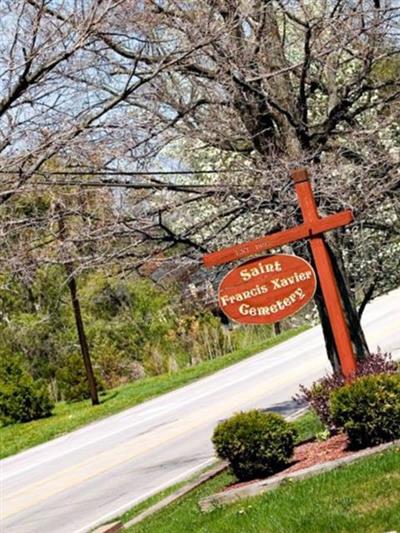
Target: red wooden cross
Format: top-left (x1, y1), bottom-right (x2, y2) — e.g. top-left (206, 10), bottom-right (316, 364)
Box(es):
top-left (203, 168), bottom-right (357, 379)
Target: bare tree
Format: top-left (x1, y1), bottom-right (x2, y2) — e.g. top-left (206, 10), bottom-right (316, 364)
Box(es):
top-left (107, 0), bottom-right (399, 368)
top-left (0, 0), bottom-right (216, 200)
top-left (0, 0), bottom-right (221, 396)
top-left (1, 1), bottom-right (399, 372)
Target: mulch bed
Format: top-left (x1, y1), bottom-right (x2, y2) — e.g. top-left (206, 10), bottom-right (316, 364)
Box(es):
top-left (286, 433), bottom-right (350, 473)
top-left (225, 433), bottom-right (351, 491)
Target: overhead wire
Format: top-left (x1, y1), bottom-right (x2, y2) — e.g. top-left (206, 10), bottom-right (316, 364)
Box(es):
top-left (0, 168), bottom-right (253, 190)
top-left (0, 169), bottom-right (256, 192)
top-left (0, 168), bottom-right (246, 176)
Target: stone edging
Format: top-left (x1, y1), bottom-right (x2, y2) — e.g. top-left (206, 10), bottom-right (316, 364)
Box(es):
top-left (199, 439), bottom-right (400, 512)
top-left (122, 462), bottom-right (227, 529)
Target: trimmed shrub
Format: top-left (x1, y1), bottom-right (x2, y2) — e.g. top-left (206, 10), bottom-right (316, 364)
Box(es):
top-left (295, 352), bottom-right (398, 432)
top-left (330, 374), bottom-right (400, 449)
top-left (212, 410), bottom-right (296, 481)
top-left (0, 354), bottom-right (53, 425)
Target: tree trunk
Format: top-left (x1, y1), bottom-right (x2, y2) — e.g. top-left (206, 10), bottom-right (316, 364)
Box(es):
top-left (312, 275), bottom-right (341, 372)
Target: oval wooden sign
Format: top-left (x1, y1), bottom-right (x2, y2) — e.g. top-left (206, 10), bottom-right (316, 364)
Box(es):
top-left (218, 254), bottom-right (316, 324)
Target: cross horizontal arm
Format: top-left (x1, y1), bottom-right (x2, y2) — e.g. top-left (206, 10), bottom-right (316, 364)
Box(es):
top-left (203, 210), bottom-right (353, 268)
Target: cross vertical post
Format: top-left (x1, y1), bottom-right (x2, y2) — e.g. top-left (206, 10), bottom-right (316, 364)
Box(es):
top-left (291, 169), bottom-right (357, 379)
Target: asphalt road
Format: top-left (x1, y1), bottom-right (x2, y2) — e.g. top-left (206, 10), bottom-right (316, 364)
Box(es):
top-left (1, 288), bottom-right (399, 533)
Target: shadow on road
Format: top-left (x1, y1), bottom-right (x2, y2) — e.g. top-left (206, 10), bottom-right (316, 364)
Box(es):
top-left (263, 399), bottom-right (305, 417)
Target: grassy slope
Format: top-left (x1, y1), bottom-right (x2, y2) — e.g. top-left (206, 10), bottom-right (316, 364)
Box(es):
top-left (125, 447), bottom-right (400, 533)
top-left (0, 325), bottom-right (308, 459)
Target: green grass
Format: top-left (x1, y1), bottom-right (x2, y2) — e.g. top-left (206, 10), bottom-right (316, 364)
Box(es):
top-left (0, 325), bottom-right (308, 459)
top-left (125, 448), bottom-right (400, 533)
top-left (293, 409), bottom-right (325, 444)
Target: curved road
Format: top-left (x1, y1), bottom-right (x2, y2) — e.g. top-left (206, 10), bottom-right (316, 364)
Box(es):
top-left (1, 288), bottom-right (399, 533)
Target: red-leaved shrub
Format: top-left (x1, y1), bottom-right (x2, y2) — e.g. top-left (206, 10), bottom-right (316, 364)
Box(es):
top-left (294, 352), bottom-right (398, 432)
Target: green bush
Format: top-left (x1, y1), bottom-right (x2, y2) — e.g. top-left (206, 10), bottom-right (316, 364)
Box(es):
top-left (56, 353), bottom-right (104, 402)
top-left (212, 410), bottom-right (297, 481)
top-left (295, 352), bottom-right (398, 433)
top-left (330, 374), bottom-right (400, 449)
top-left (0, 354), bottom-right (53, 425)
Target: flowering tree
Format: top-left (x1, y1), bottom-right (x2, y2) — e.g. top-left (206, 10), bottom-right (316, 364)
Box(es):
top-left (1, 0), bottom-right (399, 372)
top-left (117, 0), bottom-right (399, 368)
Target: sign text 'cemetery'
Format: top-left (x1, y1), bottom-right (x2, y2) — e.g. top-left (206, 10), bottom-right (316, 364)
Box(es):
top-left (218, 255), bottom-right (316, 324)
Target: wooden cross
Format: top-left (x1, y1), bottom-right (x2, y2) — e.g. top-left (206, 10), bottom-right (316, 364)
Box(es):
top-left (203, 168), bottom-right (357, 379)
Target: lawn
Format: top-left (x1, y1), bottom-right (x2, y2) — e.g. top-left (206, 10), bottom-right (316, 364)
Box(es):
top-left (125, 447), bottom-right (400, 533)
top-left (0, 325), bottom-right (307, 459)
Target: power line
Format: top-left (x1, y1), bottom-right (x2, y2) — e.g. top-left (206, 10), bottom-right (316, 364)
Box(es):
top-left (31, 180), bottom-right (224, 191)
top-left (0, 168), bottom-right (253, 194)
top-left (0, 168), bottom-right (246, 177)
top-left (1, 179), bottom-right (244, 191)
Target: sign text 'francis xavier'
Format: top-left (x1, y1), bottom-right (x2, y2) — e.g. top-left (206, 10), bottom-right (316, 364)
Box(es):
top-left (218, 254), bottom-right (317, 324)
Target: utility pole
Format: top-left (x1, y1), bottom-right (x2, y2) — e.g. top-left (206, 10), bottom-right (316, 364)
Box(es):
top-left (56, 204), bottom-right (99, 405)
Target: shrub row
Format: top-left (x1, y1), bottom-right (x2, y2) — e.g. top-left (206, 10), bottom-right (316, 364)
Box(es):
top-left (213, 366), bottom-right (399, 482)
top-left (295, 352), bottom-right (398, 431)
